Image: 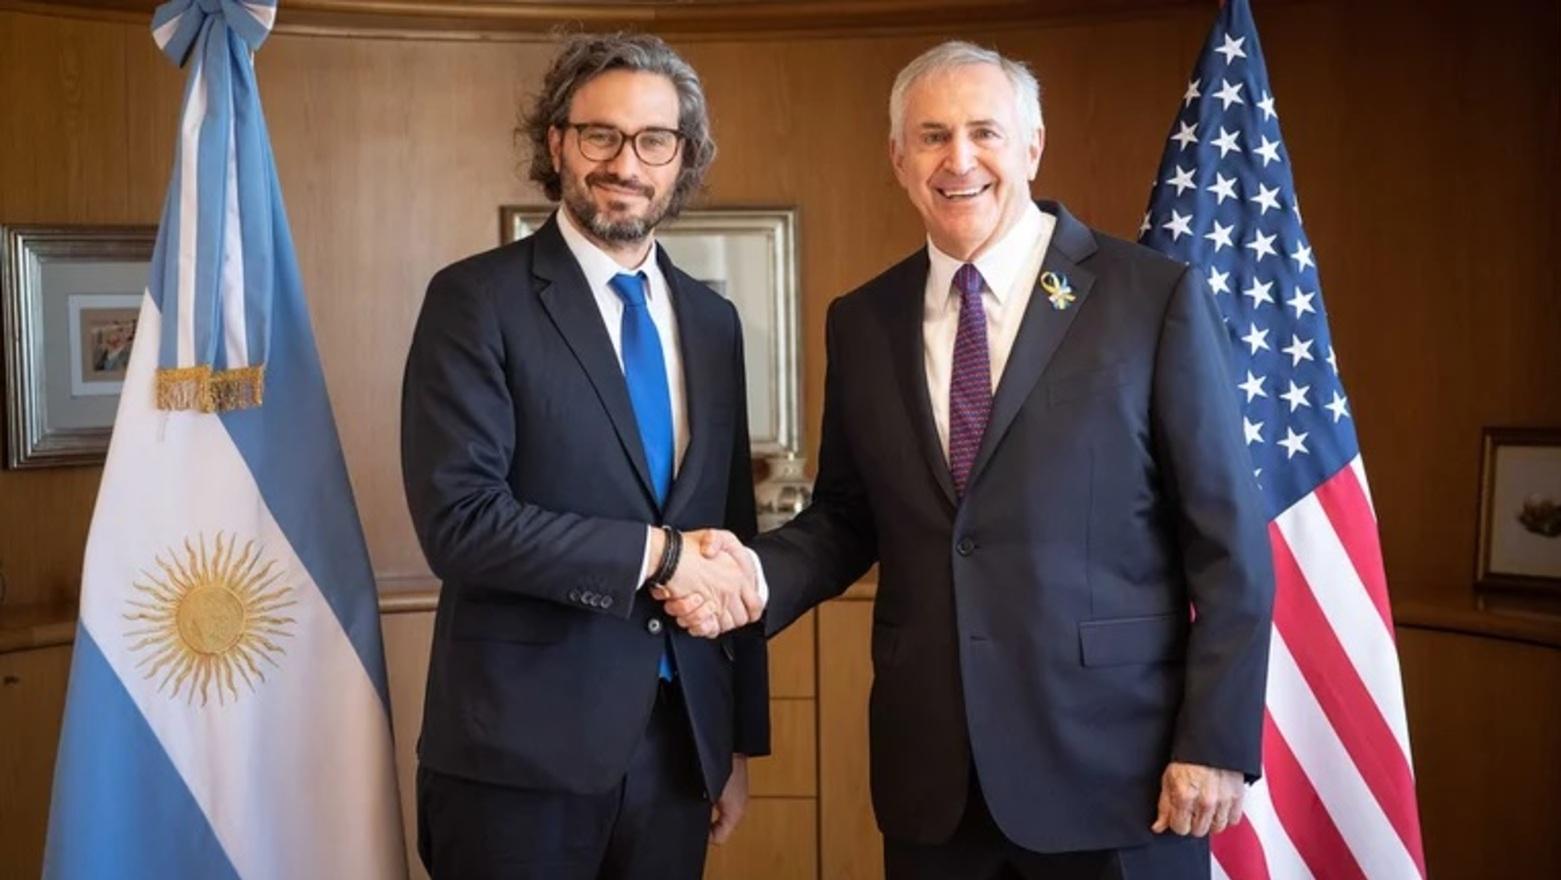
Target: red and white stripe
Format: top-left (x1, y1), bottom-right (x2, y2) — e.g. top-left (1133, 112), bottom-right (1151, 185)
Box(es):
top-left (1213, 456), bottom-right (1426, 879)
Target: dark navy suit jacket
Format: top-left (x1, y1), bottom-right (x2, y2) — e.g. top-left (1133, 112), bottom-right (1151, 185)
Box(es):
top-left (754, 202), bottom-right (1273, 852)
top-left (402, 215), bottom-right (769, 802)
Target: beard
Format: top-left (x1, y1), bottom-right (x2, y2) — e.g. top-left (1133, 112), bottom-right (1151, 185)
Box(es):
top-left (561, 170), bottom-right (674, 245)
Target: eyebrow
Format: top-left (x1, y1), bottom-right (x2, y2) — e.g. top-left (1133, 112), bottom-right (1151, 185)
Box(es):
top-left (571, 120), bottom-right (679, 130)
top-left (915, 119), bottom-right (1006, 130)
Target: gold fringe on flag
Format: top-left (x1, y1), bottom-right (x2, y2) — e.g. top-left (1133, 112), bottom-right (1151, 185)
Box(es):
top-left (155, 365), bottom-right (265, 413)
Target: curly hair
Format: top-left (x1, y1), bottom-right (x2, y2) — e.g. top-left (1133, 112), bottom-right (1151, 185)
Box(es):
top-left (520, 32), bottom-right (716, 218)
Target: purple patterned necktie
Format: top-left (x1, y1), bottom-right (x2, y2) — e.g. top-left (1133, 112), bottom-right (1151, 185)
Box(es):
top-left (948, 262), bottom-right (992, 497)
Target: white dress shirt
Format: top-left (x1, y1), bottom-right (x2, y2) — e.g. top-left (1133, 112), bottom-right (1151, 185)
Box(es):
top-left (554, 208), bottom-right (687, 589)
top-left (923, 201), bottom-right (1056, 462)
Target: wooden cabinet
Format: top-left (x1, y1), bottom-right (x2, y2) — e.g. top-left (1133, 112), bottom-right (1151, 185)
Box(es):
top-left (0, 644), bottom-right (73, 877)
top-left (817, 597), bottom-right (883, 880)
top-left (706, 608), bottom-right (821, 879)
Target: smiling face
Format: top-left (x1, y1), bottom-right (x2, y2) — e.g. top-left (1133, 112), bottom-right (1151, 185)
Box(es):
top-left (548, 69), bottom-right (684, 252)
top-left (891, 62), bottom-right (1044, 261)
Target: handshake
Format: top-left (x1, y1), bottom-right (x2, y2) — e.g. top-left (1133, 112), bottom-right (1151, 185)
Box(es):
top-left (647, 528), bottom-right (762, 637)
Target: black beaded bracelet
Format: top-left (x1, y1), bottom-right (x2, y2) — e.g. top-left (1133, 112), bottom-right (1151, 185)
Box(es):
top-left (649, 524), bottom-right (682, 586)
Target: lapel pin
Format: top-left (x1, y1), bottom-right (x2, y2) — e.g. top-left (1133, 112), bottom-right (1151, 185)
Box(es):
top-left (1040, 271), bottom-right (1075, 310)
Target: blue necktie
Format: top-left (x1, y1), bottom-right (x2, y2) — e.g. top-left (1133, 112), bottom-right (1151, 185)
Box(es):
top-left (609, 272), bottom-right (676, 679)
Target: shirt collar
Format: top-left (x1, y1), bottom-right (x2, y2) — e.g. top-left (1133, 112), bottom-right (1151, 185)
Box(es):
top-left (926, 200), bottom-right (1047, 306)
top-left (555, 205), bottom-right (663, 300)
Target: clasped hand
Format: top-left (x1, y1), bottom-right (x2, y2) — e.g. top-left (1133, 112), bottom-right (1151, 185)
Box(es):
top-left (649, 529), bottom-right (762, 637)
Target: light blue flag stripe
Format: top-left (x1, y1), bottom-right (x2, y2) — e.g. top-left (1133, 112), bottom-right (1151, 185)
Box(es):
top-left (150, 51), bottom-right (196, 369)
top-left (219, 147), bottom-right (393, 709)
top-left (192, 23), bottom-right (228, 369)
top-left (43, 628), bottom-right (243, 880)
top-left (235, 55), bottom-right (274, 367)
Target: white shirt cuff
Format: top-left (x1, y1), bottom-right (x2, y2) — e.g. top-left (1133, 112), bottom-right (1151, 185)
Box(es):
top-left (635, 526), bottom-right (657, 591)
top-left (746, 548), bottom-right (770, 606)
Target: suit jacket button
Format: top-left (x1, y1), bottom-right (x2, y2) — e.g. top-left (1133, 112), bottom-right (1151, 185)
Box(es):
top-left (601, 595), bottom-right (614, 609)
top-left (647, 618), bottom-right (664, 635)
top-left (956, 537), bottom-right (975, 556)
top-left (568, 589), bottom-right (582, 602)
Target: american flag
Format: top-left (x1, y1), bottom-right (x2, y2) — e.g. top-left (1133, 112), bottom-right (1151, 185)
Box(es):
top-left (1137, 1), bottom-right (1426, 877)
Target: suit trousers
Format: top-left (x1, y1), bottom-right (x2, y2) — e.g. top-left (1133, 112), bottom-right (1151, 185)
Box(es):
top-left (884, 770), bottom-right (1210, 880)
top-left (417, 680), bottom-right (711, 880)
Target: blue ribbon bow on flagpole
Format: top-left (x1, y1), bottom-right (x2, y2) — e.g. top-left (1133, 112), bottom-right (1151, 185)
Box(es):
top-left (146, 0), bottom-right (280, 412)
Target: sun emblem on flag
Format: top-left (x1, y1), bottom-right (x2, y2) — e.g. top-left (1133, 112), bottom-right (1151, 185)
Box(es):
top-left (124, 533), bottom-right (297, 705)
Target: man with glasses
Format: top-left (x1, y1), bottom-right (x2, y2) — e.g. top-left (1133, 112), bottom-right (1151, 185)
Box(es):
top-left (401, 32), bottom-right (768, 879)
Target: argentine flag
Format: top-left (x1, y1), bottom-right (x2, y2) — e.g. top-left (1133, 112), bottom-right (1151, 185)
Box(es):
top-left (43, 2), bottom-right (406, 877)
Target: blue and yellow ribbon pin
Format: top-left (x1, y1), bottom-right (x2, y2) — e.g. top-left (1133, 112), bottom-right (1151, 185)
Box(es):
top-left (1040, 271), bottom-right (1075, 310)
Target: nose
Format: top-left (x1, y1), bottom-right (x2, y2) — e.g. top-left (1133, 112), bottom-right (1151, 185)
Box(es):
top-left (603, 137), bottom-right (644, 181)
top-left (944, 133), bottom-right (978, 176)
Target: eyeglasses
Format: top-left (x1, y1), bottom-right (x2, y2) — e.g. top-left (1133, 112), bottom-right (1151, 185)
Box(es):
top-left (562, 123), bottom-right (684, 167)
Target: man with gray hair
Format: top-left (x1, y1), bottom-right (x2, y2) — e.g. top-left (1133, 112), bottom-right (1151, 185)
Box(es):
top-left (681, 39), bottom-right (1274, 878)
top-left (401, 32), bottom-right (767, 879)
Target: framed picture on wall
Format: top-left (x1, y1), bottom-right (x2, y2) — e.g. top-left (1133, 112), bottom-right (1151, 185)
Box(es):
top-left (1476, 427), bottom-right (1561, 597)
top-left (2, 224), bottom-right (155, 468)
top-left (501, 205), bottom-right (802, 457)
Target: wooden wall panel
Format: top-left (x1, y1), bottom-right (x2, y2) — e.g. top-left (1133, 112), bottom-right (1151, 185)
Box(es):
top-left (254, 37), bottom-right (549, 580)
top-left (381, 609), bottom-right (435, 880)
top-left (1398, 628), bottom-right (1561, 878)
top-left (0, 644), bottom-right (71, 879)
top-left (1249, 1), bottom-right (1561, 607)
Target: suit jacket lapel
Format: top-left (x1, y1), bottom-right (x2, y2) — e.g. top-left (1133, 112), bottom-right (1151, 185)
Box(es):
top-left (882, 250), bottom-right (959, 509)
top-left (965, 201), bottom-right (1099, 491)
top-left (660, 252), bottom-right (720, 523)
top-left (532, 216), bottom-right (659, 508)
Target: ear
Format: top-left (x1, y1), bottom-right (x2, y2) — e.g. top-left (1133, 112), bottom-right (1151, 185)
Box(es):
top-left (1026, 126), bottom-right (1045, 181)
top-left (548, 125), bottom-right (563, 174)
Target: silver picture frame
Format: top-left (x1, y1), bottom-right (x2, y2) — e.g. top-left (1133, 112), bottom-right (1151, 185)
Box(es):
top-left (2, 224), bottom-right (155, 468)
top-left (501, 206), bottom-right (803, 457)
